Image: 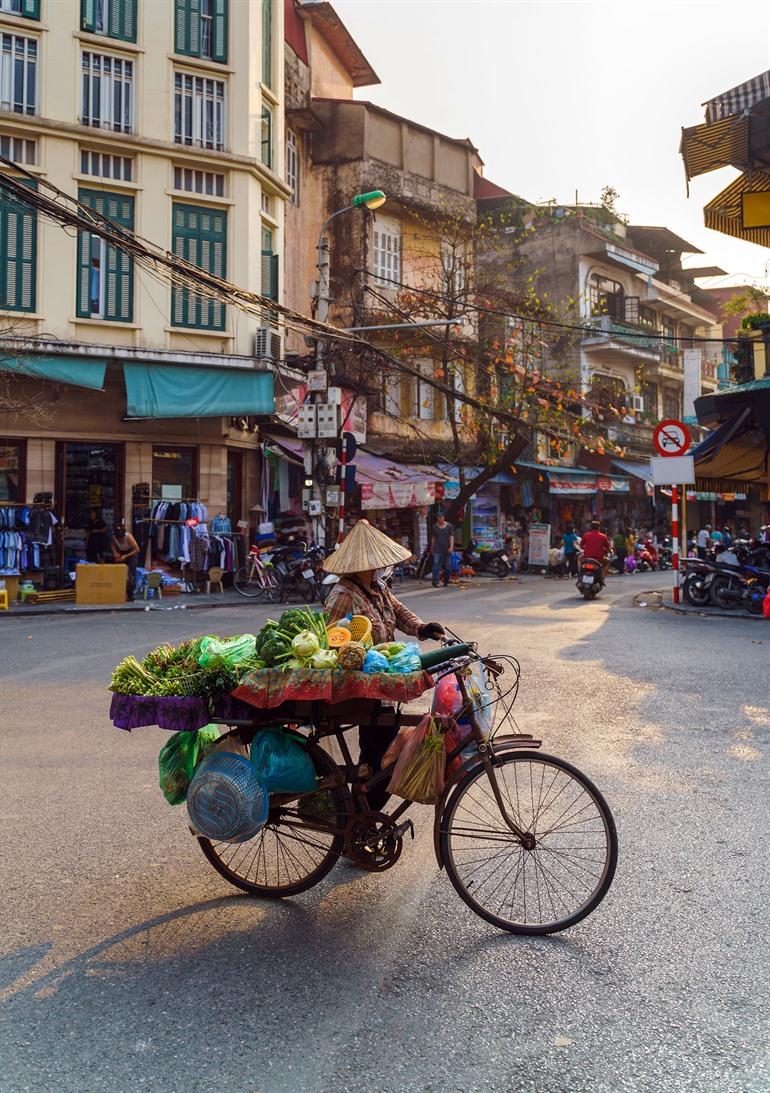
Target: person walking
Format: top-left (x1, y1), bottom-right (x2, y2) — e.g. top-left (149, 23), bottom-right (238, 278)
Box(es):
top-left (612, 526), bottom-right (628, 575)
top-left (563, 524), bottom-right (581, 578)
top-left (430, 512), bottom-right (454, 588)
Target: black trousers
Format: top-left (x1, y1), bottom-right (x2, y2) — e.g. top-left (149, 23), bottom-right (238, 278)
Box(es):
top-left (359, 721), bottom-right (399, 811)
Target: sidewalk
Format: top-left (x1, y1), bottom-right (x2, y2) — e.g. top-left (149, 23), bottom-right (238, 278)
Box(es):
top-left (635, 587), bottom-right (766, 621)
top-left (0, 573), bottom-right (521, 620)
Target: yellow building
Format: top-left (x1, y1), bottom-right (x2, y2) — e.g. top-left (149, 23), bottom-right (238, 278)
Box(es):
top-left (0, 0), bottom-right (287, 544)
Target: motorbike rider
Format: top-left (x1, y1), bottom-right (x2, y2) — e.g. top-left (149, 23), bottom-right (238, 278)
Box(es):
top-left (582, 520), bottom-right (612, 581)
top-left (323, 519), bottom-right (444, 809)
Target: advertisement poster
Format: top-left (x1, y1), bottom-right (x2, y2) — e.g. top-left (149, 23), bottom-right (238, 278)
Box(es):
top-left (528, 523), bottom-right (551, 567)
top-left (472, 498), bottom-right (500, 546)
top-left (683, 348), bottom-right (702, 424)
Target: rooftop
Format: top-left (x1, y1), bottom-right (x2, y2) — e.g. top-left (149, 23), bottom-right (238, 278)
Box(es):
top-left (296, 1), bottom-right (380, 87)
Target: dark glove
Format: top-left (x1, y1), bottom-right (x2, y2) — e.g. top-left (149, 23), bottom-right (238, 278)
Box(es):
top-left (418, 622), bottom-right (444, 640)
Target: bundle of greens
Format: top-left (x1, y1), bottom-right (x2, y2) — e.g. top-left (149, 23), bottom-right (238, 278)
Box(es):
top-left (254, 609), bottom-right (330, 669)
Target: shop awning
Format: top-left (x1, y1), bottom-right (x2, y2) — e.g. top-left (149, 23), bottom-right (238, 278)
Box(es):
top-left (704, 70), bottom-right (770, 124)
top-left (0, 355), bottom-right (107, 390)
top-left (703, 168), bottom-right (770, 248)
top-left (680, 114), bottom-right (751, 180)
top-left (124, 363), bottom-right (274, 419)
top-left (514, 460), bottom-right (630, 495)
top-left (691, 410), bottom-right (769, 495)
top-left (611, 458), bottom-right (651, 482)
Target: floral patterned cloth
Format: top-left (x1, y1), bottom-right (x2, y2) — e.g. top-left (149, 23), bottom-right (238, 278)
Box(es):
top-left (325, 575), bottom-right (424, 645)
top-left (232, 668), bottom-right (435, 709)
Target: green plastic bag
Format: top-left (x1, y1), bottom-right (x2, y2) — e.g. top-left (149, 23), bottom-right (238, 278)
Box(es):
top-left (158, 724), bottom-right (220, 805)
top-left (197, 633), bottom-right (257, 668)
top-left (250, 729), bottom-right (317, 795)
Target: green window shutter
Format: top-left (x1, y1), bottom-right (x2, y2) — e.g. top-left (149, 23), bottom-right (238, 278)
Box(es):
top-left (262, 0), bottom-right (272, 87)
top-left (0, 181), bottom-right (37, 313)
top-left (76, 188), bottom-right (134, 321)
top-left (212, 0), bottom-right (227, 63)
top-left (171, 202), bottom-right (226, 330)
top-left (175, 0), bottom-right (202, 56)
top-left (261, 250), bottom-right (278, 301)
top-left (81, 0), bottom-right (96, 32)
top-left (110, 0), bottom-right (137, 42)
top-left (21, 0), bottom-right (40, 18)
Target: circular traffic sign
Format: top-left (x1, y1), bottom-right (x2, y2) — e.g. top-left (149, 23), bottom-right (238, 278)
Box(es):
top-left (653, 419), bottom-right (691, 457)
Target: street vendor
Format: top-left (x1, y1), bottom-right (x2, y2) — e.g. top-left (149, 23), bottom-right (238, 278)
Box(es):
top-left (323, 519), bottom-right (444, 809)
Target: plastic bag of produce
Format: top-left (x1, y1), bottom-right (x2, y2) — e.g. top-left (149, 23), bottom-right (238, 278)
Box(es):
top-left (387, 714), bottom-right (446, 804)
top-left (250, 729), bottom-right (316, 795)
top-left (362, 649), bottom-right (390, 674)
top-left (386, 643), bottom-right (422, 674)
top-left (198, 633), bottom-right (257, 668)
top-left (158, 724), bottom-right (220, 805)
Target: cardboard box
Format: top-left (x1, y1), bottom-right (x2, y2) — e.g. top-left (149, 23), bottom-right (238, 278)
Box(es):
top-left (76, 563), bottom-right (127, 605)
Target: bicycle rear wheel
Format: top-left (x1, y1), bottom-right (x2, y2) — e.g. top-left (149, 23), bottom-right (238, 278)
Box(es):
top-left (198, 742), bottom-right (350, 897)
top-left (440, 750), bottom-right (617, 935)
top-left (233, 564), bottom-right (279, 601)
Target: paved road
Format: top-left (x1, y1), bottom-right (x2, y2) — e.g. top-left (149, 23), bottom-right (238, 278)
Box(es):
top-left (1, 577), bottom-right (768, 1092)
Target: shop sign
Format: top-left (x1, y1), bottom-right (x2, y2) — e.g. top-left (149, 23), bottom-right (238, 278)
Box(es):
top-left (528, 523), bottom-right (551, 567)
top-left (443, 479), bottom-right (461, 499)
top-left (391, 482), bottom-right (417, 508)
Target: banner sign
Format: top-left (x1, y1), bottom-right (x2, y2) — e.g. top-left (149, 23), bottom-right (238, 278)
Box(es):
top-left (683, 350), bottom-right (702, 425)
top-left (528, 523), bottom-right (551, 567)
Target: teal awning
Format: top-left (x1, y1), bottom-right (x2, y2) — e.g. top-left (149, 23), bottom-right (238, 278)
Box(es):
top-left (124, 363), bottom-right (274, 418)
top-left (0, 356), bottom-right (107, 390)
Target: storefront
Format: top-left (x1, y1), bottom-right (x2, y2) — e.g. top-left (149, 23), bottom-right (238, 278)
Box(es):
top-left (0, 351), bottom-right (274, 594)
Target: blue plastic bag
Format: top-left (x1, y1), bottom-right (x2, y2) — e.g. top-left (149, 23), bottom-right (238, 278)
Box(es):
top-left (250, 729), bottom-right (317, 795)
top-left (362, 650), bottom-right (390, 673)
top-left (387, 642), bottom-right (422, 673)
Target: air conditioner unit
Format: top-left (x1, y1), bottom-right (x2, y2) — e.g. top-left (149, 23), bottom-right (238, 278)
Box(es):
top-left (630, 394), bottom-right (645, 413)
top-left (254, 326), bottom-right (282, 363)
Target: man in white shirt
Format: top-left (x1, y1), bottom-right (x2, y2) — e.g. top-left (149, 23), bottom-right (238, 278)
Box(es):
top-left (696, 525), bottom-right (712, 560)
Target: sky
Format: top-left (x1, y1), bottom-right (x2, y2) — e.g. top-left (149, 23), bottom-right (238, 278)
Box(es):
top-left (334, 0), bottom-right (770, 291)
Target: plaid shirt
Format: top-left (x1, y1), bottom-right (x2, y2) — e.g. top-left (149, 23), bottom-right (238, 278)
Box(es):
top-left (325, 576), bottom-right (424, 645)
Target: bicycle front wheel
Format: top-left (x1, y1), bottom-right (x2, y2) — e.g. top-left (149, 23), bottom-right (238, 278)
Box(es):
top-left (440, 750), bottom-right (617, 935)
top-left (233, 564), bottom-right (279, 601)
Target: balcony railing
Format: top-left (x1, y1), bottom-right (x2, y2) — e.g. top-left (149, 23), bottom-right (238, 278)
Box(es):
top-left (584, 316), bottom-right (662, 356)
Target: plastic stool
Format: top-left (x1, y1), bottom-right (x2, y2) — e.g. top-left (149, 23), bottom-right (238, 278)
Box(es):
top-left (206, 566), bottom-right (224, 595)
top-left (0, 589), bottom-right (8, 610)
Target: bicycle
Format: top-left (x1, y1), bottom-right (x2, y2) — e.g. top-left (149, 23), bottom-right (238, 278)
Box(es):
top-left (233, 545), bottom-right (281, 601)
top-left (199, 639), bottom-right (618, 935)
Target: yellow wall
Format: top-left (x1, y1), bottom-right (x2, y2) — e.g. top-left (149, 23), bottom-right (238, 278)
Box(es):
top-left (0, 0), bottom-right (287, 357)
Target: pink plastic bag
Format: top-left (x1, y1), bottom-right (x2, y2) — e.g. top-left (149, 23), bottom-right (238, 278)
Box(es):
top-left (387, 715), bottom-right (446, 804)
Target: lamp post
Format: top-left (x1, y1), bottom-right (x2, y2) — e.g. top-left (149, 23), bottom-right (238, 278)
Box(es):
top-left (309, 190), bottom-right (386, 546)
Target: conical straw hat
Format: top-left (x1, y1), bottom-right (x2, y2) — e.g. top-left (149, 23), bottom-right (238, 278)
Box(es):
top-left (322, 519), bottom-right (412, 574)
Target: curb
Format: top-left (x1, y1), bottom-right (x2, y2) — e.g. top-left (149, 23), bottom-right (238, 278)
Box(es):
top-left (637, 589), bottom-right (764, 621)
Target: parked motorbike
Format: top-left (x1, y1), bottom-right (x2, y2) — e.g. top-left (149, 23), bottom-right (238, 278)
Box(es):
top-left (709, 548), bottom-right (770, 613)
top-left (269, 542), bottom-right (321, 603)
top-left (576, 556), bottom-right (605, 599)
top-left (681, 557), bottom-right (716, 607)
top-left (461, 540), bottom-right (510, 579)
top-left (657, 537), bottom-right (673, 571)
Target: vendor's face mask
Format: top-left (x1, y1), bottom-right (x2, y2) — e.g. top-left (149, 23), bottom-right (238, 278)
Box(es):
top-left (374, 567), bottom-right (391, 582)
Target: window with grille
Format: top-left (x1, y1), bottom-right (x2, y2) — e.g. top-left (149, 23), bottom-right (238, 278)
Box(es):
top-left (286, 128), bottom-right (298, 205)
top-left (662, 388), bottom-right (681, 420)
top-left (76, 188), bottom-right (134, 321)
top-left (260, 103), bottom-right (273, 168)
top-left (174, 72), bottom-right (226, 151)
top-left (261, 192), bottom-right (272, 216)
top-left (171, 202), bottom-right (226, 330)
top-left (173, 165), bottom-right (224, 196)
top-left (450, 364), bottom-right (465, 423)
top-left (261, 222), bottom-right (277, 302)
top-left (0, 35), bottom-right (37, 116)
top-left (588, 274), bottom-right (624, 320)
top-left (80, 149), bottom-right (133, 181)
top-left (174, 0), bottom-right (227, 63)
top-left (81, 52), bottom-right (133, 132)
top-left (262, 0), bottom-right (272, 87)
top-left (80, 0), bottom-right (136, 43)
top-left (418, 361), bottom-right (436, 421)
top-left (372, 216), bottom-right (401, 287)
top-left (0, 134), bottom-right (36, 165)
top-left (0, 0), bottom-right (39, 18)
top-left (0, 177), bottom-right (36, 312)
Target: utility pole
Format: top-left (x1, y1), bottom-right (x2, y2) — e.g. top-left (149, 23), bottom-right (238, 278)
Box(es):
top-left (308, 190), bottom-right (386, 547)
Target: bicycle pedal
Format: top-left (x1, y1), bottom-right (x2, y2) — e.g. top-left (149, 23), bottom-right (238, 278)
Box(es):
top-left (394, 819), bottom-right (415, 842)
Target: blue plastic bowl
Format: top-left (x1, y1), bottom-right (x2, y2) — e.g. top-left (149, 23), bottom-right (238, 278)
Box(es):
top-left (187, 752), bottom-right (269, 843)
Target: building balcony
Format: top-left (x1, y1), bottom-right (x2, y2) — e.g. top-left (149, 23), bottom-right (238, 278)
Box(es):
top-left (607, 420), bottom-right (655, 456)
top-left (582, 316), bottom-right (661, 361)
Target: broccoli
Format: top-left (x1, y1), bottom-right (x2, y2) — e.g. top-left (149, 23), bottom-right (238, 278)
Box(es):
top-left (260, 634), bottom-right (290, 667)
top-left (255, 619), bottom-right (279, 654)
top-left (278, 608), bottom-right (310, 635)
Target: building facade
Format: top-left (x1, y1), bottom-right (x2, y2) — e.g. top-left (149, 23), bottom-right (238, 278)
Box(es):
top-left (0, 0), bottom-right (286, 560)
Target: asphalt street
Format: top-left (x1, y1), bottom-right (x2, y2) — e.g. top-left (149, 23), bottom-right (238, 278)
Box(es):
top-left (1, 576), bottom-right (768, 1093)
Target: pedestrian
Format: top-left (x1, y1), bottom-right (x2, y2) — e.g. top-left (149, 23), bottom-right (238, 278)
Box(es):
top-left (549, 536), bottom-right (566, 576)
top-left (563, 523), bottom-right (581, 578)
top-left (696, 525), bottom-right (711, 560)
top-left (111, 522), bottom-right (140, 601)
top-left (86, 507), bottom-right (108, 562)
top-left (612, 526), bottom-right (628, 575)
top-left (503, 535), bottom-right (519, 574)
top-left (722, 525), bottom-right (733, 548)
top-left (430, 512), bottom-right (454, 588)
top-left (710, 526), bottom-right (723, 547)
